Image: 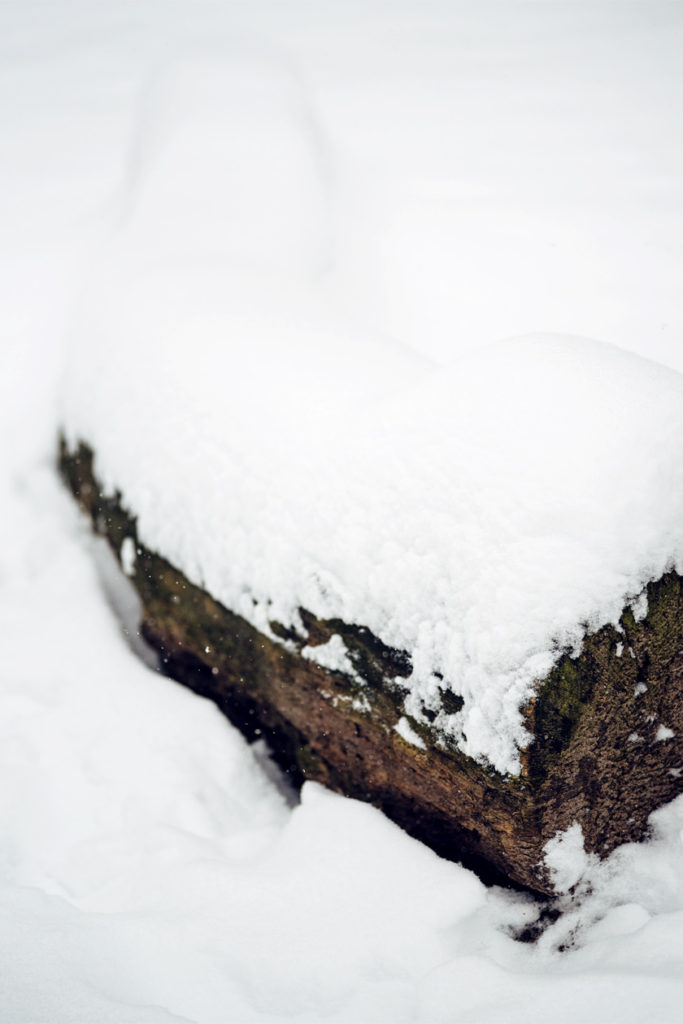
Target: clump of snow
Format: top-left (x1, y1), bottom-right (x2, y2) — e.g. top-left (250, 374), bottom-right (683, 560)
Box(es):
top-left (352, 693), bottom-right (371, 713)
top-left (534, 794), bottom-right (683, 959)
top-left (655, 725), bottom-right (676, 743)
top-left (301, 635), bottom-right (361, 681)
top-left (630, 592), bottom-right (649, 622)
top-left (395, 716), bottom-right (427, 750)
top-left (119, 536), bottom-right (136, 577)
top-left (543, 823), bottom-right (598, 895)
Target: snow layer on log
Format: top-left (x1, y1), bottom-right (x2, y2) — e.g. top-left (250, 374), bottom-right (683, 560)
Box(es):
top-left (60, 58), bottom-right (683, 775)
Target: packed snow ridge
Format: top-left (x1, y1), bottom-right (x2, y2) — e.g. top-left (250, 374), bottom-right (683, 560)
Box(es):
top-left (60, 56), bottom-right (683, 776)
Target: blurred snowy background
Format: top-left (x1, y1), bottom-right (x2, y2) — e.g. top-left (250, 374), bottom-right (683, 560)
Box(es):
top-left (4, 1), bottom-right (683, 1020)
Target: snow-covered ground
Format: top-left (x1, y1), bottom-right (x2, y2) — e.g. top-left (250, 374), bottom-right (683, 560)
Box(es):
top-left (4, 1), bottom-right (683, 1020)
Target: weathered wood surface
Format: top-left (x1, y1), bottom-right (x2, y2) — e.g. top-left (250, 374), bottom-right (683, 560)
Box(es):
top-left (60, 439), bottom-right (683, 894)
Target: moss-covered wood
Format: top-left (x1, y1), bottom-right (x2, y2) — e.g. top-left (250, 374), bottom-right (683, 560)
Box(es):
top-left (59, 438), bottom-right (683, 894)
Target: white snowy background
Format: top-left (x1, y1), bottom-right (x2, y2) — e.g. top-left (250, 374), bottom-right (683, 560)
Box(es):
top-left (4, 1), bottom-right (683, 1021)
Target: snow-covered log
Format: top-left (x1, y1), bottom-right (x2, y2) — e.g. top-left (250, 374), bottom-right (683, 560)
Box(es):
top-left (51, 46), bottom-right (683, 893)
top-left (59, 422), bottom-right (683, 894)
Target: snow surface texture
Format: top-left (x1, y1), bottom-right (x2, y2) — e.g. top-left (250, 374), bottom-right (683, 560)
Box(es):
top-left (61, 51), bottom-right (683, 773)
top-left (5, 0), bottom-right (683, 1019)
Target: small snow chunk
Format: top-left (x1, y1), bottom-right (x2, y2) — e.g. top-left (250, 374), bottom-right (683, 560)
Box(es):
top-left (352, 694), bottom-right (371, 713)
top-left (629, 647), bottom-right (636, 659)
top-left (615, 642), bottom-right (624, 657)
top-left (302, 635), bottom-right (360, 680)
top-left (394, 717), bottom-right (426, 750)
top-left (627, 732), bottom-right (645, 744)
top-left (655, 725), bottom-right (675, 742)
top-left (634, 682), bottom-right (648, 697)
top-left (542, 822), bottom-right (596, 894)
top-left (120, 536), bottom-right (136, 576)
top-left (669, 767), bottom-right (682, 778)
top-left (631, 592), bottom-right (648, 622)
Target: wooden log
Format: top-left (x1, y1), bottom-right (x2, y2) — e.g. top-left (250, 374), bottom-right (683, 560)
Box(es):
top-left (59, 439), bottom-right (683, 895)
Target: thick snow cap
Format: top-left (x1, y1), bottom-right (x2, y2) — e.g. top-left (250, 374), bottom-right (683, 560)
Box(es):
top-left (63, 291), bottom-right (683, 776)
